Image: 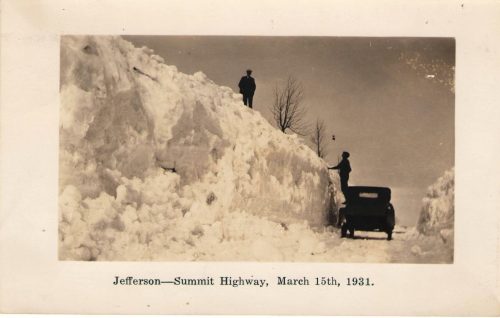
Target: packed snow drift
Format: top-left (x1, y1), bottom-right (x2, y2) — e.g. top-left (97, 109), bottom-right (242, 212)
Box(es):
top-left (59, 36), bottom-right (344, 261)
top-left (392, 168), bottom-right (454, 263)
top-left (417, 168), bottom-right (454, 236)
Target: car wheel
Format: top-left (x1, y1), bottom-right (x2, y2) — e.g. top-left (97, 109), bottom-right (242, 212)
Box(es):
top-left (341, 224), bottom-right (348, 238)
top-left (349, 227), bottom-right (355, 239)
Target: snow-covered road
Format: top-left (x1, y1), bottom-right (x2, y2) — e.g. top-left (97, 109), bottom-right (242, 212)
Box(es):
top-left (320, 228), bottom-right (403, 263)
top-left (323, 226), bottom-right (453, 264)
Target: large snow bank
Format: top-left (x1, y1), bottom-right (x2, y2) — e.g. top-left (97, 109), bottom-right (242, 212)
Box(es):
top-left (59, 36), bottom-right (340, 261)
top-left (417, 168), bottom-right (454, 235)
top-left (396, 168), bottom-right (454, 263)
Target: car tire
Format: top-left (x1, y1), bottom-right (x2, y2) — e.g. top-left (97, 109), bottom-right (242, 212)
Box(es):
top-left (349, 227), bottom-right (355, 239)
top-left (341, 224), bottom-right (348, 238)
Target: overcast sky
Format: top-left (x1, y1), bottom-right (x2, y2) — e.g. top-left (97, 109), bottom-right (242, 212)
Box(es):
top-left (124, 36), bottom-right (455, 226)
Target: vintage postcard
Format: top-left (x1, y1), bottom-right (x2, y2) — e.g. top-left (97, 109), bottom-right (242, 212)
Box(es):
top-left (1, 0), bottom-right (499, 315)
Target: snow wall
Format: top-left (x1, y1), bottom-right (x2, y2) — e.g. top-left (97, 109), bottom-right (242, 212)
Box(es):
top-left (59, 36), bottom-right (341, 261)
top-left (417, 168), bottom-right (454, 235)
top-left (399, 168), bottom-right (454, 263)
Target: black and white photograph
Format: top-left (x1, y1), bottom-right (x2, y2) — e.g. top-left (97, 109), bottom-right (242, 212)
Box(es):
top-left (59, 35), bottom-right (455, 263)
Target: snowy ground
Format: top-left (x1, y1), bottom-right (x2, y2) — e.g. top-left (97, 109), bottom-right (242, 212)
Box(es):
top-left (301, 225), bottom-right (452, 264)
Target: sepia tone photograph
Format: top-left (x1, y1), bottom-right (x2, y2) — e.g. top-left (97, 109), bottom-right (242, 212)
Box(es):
top-left (58, 35), bottom-right (455, 263)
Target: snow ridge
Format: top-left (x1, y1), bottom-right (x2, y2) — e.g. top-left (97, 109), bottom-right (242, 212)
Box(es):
top-left (417, 168), bottom-right (454, 235)
top-left (396, 168), bottom-right (454, 263)
top-left (59, 36), bottom-right (340, 261)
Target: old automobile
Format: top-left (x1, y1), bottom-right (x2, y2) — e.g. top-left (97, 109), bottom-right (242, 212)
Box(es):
top-left (339, 186), bottom-right (395, 240)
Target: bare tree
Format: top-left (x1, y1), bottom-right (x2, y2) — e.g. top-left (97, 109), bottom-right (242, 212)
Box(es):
top-left (270, 76), bottom-right (309, 135)
top-left (311, 118), bottom-right (328, 159)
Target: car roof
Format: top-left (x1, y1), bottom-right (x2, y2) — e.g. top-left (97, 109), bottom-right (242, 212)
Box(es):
top-left (348, 186), bottom-right (391, 192)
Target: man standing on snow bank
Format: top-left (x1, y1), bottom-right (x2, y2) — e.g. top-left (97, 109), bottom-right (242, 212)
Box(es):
top-left (328, 151), bottom-right (352, 196)
top-left (238, 69), bottom-right (256, 108)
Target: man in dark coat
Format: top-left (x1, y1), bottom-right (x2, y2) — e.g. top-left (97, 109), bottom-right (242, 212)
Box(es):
top-left (328, 151), bottom-right (352, 196)
top-left (238, 69), bottom-right (256, 108)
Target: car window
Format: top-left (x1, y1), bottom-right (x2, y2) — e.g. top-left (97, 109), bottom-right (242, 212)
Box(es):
top-left (359, 192), bottom-right (378, 199)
